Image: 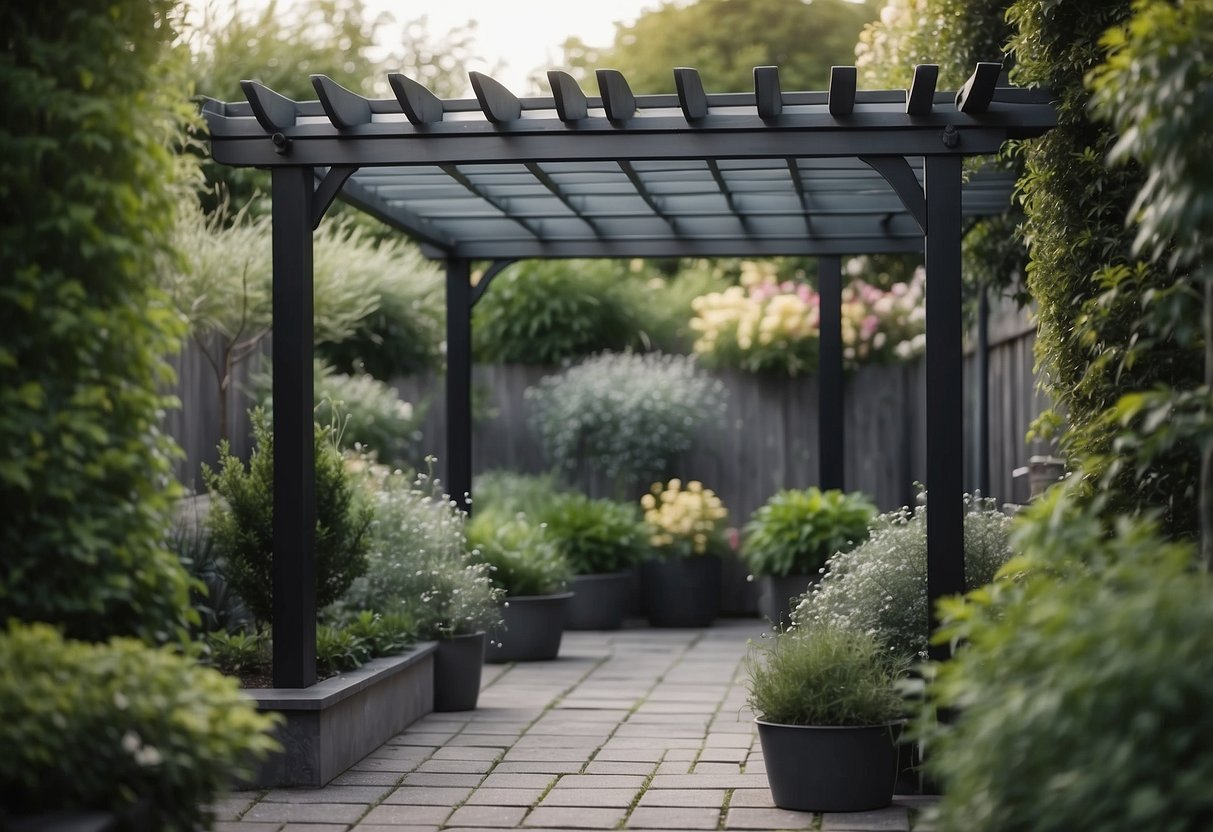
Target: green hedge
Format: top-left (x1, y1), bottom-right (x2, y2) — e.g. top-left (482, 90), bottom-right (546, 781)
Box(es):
top-left (0, 0), bottom-right (195, 642)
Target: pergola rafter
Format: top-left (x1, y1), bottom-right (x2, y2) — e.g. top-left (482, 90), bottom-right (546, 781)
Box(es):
top-left (204, 61), bottom-right (1056, 688)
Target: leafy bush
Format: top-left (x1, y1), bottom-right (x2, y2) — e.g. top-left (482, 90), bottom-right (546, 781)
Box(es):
top-left (316, 611), bottom-right (416, 676)
top-left (169, 512), bottom-right (252, 635)
top-left (341, 469), bottom-right (504, 638)
top-left (204, 629), bottom-right (266, 676)
top-left (792, 494), bottom-right (1014, 659)
top-left (472, 259), bottom-right (643, 364)
top-left (743, 488), bottom-right (876, 577)
top-left (0, 622), bottom-right (279, 827)
top-left (746, 622), bottom-right (908, 726)
top-left (922, 507), bottom-right (1213, 831)
top-left (527, 352), bottom-right (727, 490)
top-left (641, 478), bottom-right (730, 558)
top-left (467, 511), bottom-right (572, 597)
top-left (316, 245), bottom-right (445, 379)
top-left (204, 410), bottom-right (372, 626)
top-left (537, 493), bottom-right (649, 575)
top-left (625, 261), bottom-right (731, 354)
top-left (473, 469), bottom-right (567, 516)
top-left (0, 0), bottom-right (196, 644)
top-left (313, 361), bottom-right (426, 467)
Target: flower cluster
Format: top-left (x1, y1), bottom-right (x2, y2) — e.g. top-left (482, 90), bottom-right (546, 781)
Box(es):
top-left (688, 260), bottom-right (926, 375)
top-left (641, 478), bottom-right (728, 557)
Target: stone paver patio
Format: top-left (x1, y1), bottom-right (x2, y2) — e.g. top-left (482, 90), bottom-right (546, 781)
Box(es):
top-left (214, 620), bottom-right (934, 832)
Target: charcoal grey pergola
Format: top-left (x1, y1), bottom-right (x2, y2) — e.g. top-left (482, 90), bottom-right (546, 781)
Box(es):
top-left (203, 63), bottom-right (1055, 687)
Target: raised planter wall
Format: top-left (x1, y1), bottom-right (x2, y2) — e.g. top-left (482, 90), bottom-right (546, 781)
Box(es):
top-left (243, 643), bottom-right (436, 788)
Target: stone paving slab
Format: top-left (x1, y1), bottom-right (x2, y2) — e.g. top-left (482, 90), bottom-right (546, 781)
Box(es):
top-left (222, 622), bottom-right (936, 832)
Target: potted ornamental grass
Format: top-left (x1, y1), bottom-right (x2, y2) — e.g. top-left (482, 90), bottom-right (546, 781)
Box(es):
top-left (746, 621), bottom-right (908, 812)
top-left (468, 510), bottom-right (573, 662)
top-left (538, 493), bottom-right (648, 630)
top-left (743, 487), bottom-right (875, 627)
top-left (340, 466), bottom-right (504, 712)
top-left (640, 478), bottom-right (729, 627)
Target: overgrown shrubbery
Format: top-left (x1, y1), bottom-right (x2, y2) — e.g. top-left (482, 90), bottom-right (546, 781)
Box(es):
top-left (473, 259), bottom-right (645, 364)
top-left (0, 0), bottom-right (196, 644)
top-left (204, 410), bottom-right (373, 625)
top-left (792, 493), bottom-right (1014, 659)
top-left (922, 499), bottom-right (1213, 831)
top-left (527, 352), bottom-right (726, 492)
top-left (0, 622), bottom-right (279, 828)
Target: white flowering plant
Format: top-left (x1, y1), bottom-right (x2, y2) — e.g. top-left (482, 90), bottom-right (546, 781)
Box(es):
top-left (791, 492), bottom-right (1014, 659)
top-left (340, 466), bottom-right (503, 639)
top-left (689, 260), bottom-right (926, 376)
top-left (526, 351), bottom-right (727, 490)
top-left (642, 478), bottom-right (729, 558)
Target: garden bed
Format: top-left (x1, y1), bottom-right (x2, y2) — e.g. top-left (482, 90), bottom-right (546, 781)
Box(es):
top-left (241, 642), bottom-right (436, 788)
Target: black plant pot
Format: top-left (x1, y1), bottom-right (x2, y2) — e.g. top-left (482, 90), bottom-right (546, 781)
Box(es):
top-left (757, 573), bottom-right (815, 628)
top-left (567, 572), bottom-right (632, 630)
top-left (641, 555), bottom-right (721, 628)
top-left (487, 592), bottom-right (572, 663)
top-left (433, 631), bottom-right (486, 712)
top-left (756, 719), bottom-right (901, 812)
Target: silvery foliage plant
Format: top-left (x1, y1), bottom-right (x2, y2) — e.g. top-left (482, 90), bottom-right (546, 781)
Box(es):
top-left (791, 492), bottom-right (1014, 659)
top-left (526, 351), bottom-right (727, 485)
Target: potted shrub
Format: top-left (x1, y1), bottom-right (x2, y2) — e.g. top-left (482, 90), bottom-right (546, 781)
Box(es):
top-left (745, 622), bottom-right (908, 812)
top-left (468, 511), bottom-right (573, 662)
top-left (340, 467), bottom-right (504, 711)
top-left (538, 493), bottom-right (648, 630)
top-left (743, 487), bottom-right (875, 626)
top-left (639, 478), bottom-right (728, 627)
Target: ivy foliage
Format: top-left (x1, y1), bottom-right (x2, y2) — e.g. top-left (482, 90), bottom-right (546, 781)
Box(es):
top-left (1007, 0), bottom-right (1201, 538)
top-left (0, 0), bottom-right (196, 642)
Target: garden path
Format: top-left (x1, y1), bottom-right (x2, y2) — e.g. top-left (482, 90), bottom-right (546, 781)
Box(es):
top-left (213, 620), bottom-right (934, 832)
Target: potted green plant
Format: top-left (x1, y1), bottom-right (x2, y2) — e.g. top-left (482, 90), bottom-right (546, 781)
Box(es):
top-left (745, 622), bottom-right (908, 812)
top-left (743, 487), bottom-right (875, 627)
top-left (538, 493), bottom-right (648, 630)
top-left (468, 510), bottom-right (573, 662)
top-left (340, 467), bottom-right (504, 712)
top-left (639, 478), bottom-right (729, 627)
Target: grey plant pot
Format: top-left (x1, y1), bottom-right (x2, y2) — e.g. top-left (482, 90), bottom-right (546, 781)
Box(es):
top-left (486, 592), bottom-right (572, 663)
top-left (567, 571), bottom-right (633, 630)
top-left (756, 719), bottom-right (902, 812)
top-left (433, 631), bottom-right (486, 712)
top-left (641, 555), bottom-right (721, 628)
top-left (757, 573), bottom-right (816, 628)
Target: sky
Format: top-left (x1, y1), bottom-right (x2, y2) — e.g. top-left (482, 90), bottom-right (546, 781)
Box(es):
top-left (366, 0), bottom-right (673, 93)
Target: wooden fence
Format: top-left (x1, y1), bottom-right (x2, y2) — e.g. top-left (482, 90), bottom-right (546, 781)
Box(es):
top-left (164, 301), bottom-right (1053, 611)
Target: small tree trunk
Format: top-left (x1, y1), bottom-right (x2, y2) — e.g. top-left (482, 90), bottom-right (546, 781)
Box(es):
top-left (1202, 279), bottom-right (1213, 572)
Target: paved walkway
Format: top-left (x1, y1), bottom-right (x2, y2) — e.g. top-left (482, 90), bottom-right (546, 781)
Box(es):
top-left (214, 621), bottom-right (933, 832)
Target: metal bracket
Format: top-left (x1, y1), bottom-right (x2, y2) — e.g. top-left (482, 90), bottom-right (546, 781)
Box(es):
top-left (470, 259), bottom-right (518, 308)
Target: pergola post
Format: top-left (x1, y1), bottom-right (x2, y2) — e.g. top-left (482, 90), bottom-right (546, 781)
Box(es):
top-left (975, 283), bottom-right (991, 496)
top-left (445, 258), bottom-right (473, 512)
top-left (271, 166), bottom-right (317, 689)
top-left (923, 155), bottom-right (965, 661)
top-left (818, 255), bottom-right (845, 491)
